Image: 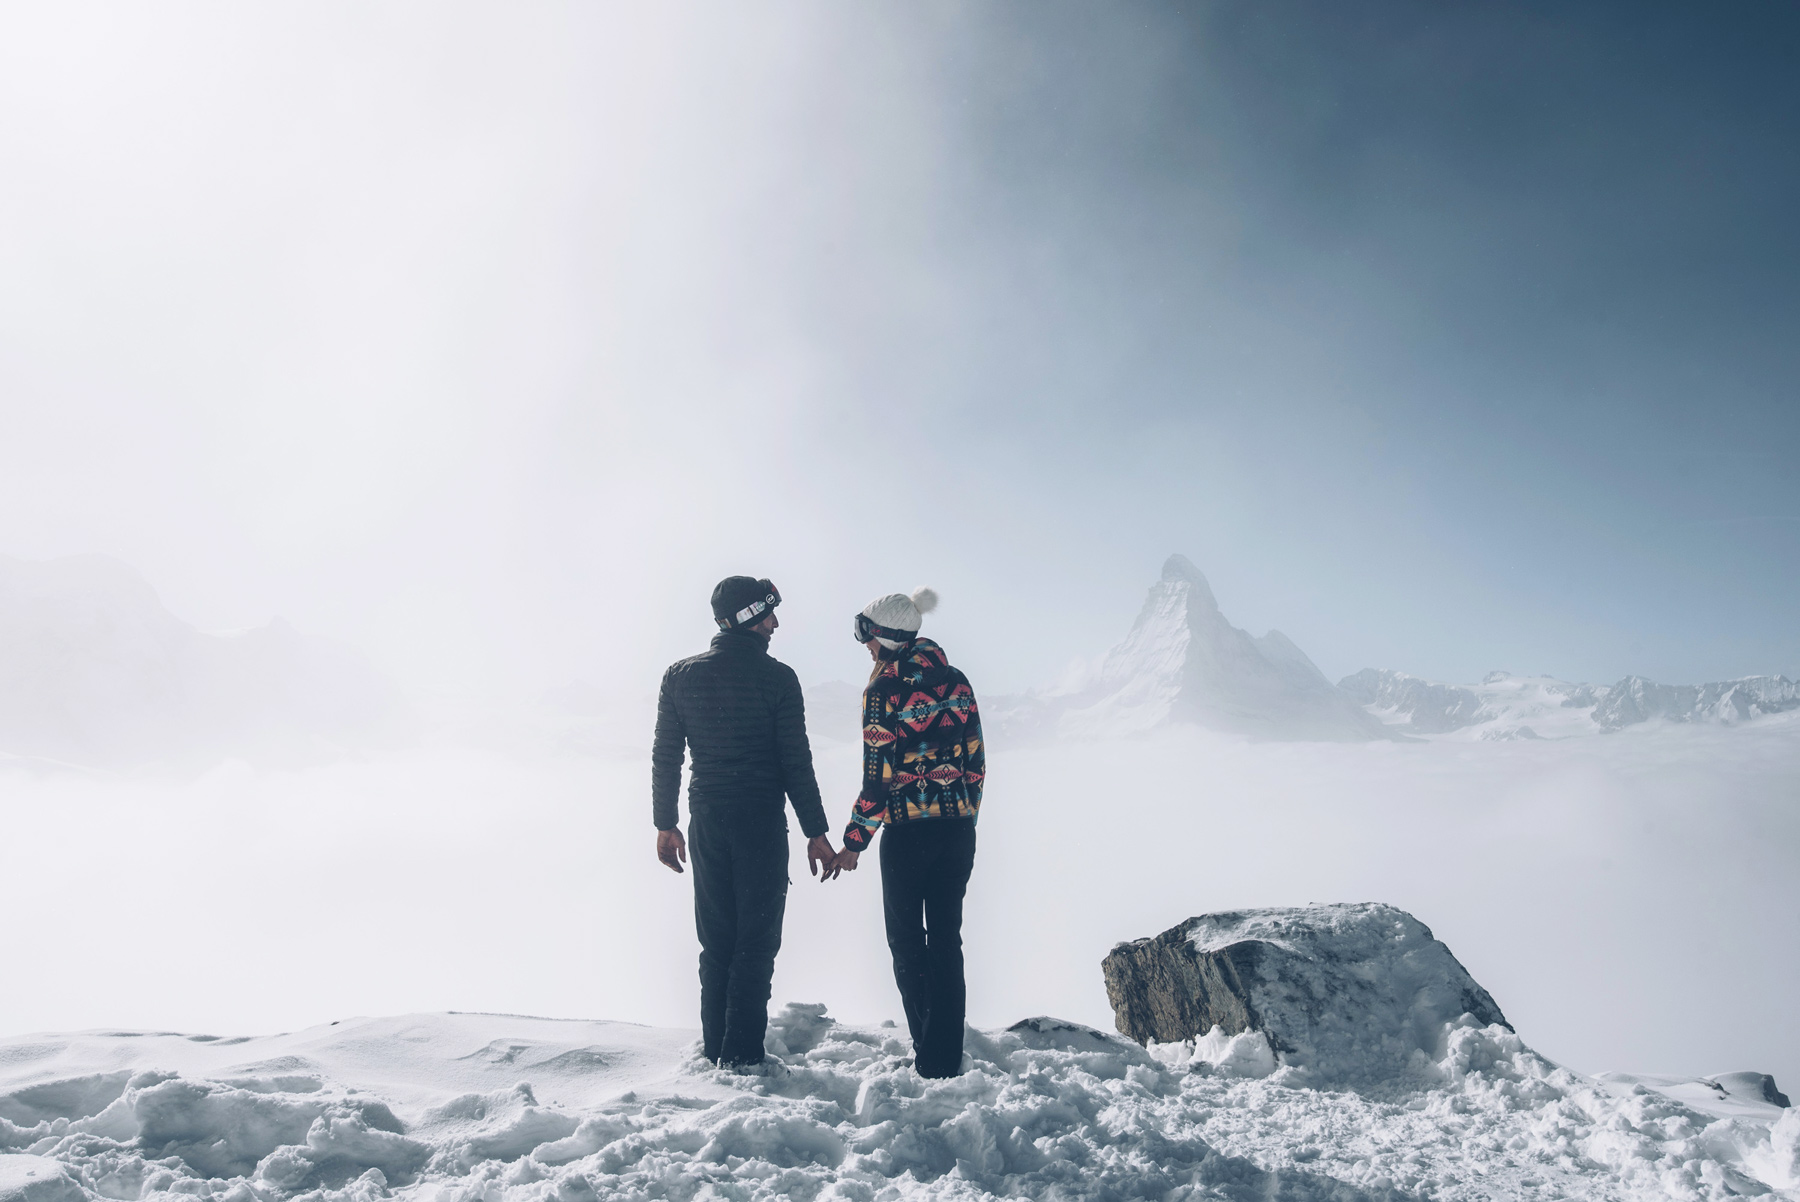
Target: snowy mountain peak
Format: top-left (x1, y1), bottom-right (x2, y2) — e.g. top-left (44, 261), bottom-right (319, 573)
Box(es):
top-left (1160, 553), bottom-right (1211, 590)
top-left (992, 557), bottom-right (1392, 743)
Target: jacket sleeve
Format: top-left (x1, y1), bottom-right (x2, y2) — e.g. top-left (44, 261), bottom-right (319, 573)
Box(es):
top-left (963, 683), bottom-right (985, 812)
top-left (842, 682), bottom-right (892, 852)
top-left (651, 667), bottom-right (686, 831)
top-left (773, 667), bottom-right (829, 839)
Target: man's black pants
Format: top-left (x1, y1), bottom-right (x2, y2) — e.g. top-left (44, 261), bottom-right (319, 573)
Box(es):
top-left (879, 818), bottom-right (977, 1078)
top-left (688, 811), bottom-right (788, 1066)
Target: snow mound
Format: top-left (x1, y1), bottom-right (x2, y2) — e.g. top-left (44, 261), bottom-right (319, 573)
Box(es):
top-left (1106, 903), bottom-right (1510, 1088)
top-left (2, 1009), bottom-right (1797, 1200)
top-left (1599, 1071), bottom-right (1793, 1122)
top-left (0, 1156), bottom-right (84, 1202)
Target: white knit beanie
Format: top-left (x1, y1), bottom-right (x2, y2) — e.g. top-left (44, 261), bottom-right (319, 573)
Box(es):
top-left (862, 587), bottom-right (939, 648)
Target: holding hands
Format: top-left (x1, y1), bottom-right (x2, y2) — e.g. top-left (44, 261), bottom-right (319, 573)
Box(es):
top-left (811, 836), bottom-right (859, 882)
top-left (660, 829), bottom-right (857, 881)
top-left (819, 847), bottom-right (859, 882)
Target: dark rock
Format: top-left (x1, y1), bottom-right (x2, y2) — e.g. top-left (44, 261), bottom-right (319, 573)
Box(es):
top-left (1102, 903), bottom-right (1511, 1084)
top-left (1712, 1071), bottom-right (1792, 1109)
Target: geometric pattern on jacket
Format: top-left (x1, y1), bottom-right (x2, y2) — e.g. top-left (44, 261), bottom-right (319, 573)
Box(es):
top-left (842, 636), bottom-right (985, 852)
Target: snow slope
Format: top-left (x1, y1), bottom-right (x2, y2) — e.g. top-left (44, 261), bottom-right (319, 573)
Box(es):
top-left (990, 556), bottom-right (1391, 743)
top-left (1, 1009), bottom-right (1794, 1202)
top-left (0, 556), bottom-right (409, 769)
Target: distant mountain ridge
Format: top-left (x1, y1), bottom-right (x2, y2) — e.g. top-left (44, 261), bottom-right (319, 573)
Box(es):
top-left (989, 555), bottom-right (1395, 744)
top-left (982, 554), bottom-right (1797, 746)
top-left (1340, 667), bottom-right (1799, 739)
top-left (0, 554), bottom-right (410, 769)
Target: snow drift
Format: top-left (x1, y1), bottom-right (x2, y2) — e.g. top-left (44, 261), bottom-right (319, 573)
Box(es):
top-left (1, 1006), bottom-right (1794, 1201)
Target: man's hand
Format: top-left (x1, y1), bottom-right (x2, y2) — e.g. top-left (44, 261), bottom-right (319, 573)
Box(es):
top-left (806, 835), bottom-right (836, 878)
top-left (657, 828), bottom-right (687, 874)
top-left (821, 848), bottom-right (859, 882)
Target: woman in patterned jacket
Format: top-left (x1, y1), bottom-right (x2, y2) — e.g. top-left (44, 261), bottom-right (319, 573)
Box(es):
top-left (821, 587), bottom-right (985, 1078)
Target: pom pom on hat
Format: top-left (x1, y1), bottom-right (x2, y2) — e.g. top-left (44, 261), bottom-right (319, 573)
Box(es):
top-left (911, 587), bottom-right (938, 615)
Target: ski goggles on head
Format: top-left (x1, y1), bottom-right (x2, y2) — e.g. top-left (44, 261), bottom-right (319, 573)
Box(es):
top-left (854, 612), bottom-right (916, 645)
top-left (718, 581), bottom-right (781, 630)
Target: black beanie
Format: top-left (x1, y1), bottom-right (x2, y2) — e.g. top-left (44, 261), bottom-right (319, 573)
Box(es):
top-left (711, 576), bottom-right (779, 631)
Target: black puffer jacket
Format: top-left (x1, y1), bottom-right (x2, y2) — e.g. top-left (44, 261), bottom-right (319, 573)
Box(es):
top-left (652, 628), bottom-right (828, 837)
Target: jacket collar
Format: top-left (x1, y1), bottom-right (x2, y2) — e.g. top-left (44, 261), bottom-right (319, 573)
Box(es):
top-left (878, 636), bottom-right (944, 667)
top-left (711, 627), bottom-right (770, 654)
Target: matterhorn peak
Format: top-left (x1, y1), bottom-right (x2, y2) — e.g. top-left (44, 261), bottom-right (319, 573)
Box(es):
top-left (999, 556), bottom-right (1395, 743)
top-left (1159, 553), bottom-right (1220, 614)
top-left (1161, 553), bottom-right (1205, 583)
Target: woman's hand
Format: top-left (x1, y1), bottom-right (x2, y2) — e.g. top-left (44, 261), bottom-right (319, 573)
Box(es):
top-left (821, 848), bottom-right (859, 882)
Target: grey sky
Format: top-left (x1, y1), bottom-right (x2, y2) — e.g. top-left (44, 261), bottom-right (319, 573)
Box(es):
top-left (2, 1), bottom-right (1795, 701)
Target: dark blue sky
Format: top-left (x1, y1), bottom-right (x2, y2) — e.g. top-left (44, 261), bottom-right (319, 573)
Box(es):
top-left (764, 0), bottom-right (1800, 686)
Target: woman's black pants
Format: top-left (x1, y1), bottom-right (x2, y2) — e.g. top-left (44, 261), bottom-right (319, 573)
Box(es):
top-left (879, 818), bottom-right (977, 1078)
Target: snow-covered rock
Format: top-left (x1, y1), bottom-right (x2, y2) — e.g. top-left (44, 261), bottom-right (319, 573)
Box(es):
top-left (1103, 903), bottom-right (1510, 1088)
top-left (992, 556), bottom-right (1393, 743)
top-left (0, 555), bottom-right (409, 769)
top-left (1598, 1070), bottom-right (1792, 1121)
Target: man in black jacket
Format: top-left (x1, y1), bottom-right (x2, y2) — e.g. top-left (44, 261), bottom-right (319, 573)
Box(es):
top-left (652, 575), bottom-right (835, 1069)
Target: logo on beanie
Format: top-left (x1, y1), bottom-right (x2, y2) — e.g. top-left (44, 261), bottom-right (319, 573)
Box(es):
top-left (712, 576), bottom-right (782, 631)
top-left (725, 592), bottom-right (779, 630)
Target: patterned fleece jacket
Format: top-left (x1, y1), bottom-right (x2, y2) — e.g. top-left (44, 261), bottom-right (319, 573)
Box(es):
top-left (842, 637), bottom-right (985, 852)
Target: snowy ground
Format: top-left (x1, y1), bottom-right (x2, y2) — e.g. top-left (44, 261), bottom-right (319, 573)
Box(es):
top-left (2, 1010), bottom-right (1795, 1202)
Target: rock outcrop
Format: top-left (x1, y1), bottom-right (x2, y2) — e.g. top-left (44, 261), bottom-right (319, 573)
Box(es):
top-left (1102, 903), bottom-right (1510, 1084)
